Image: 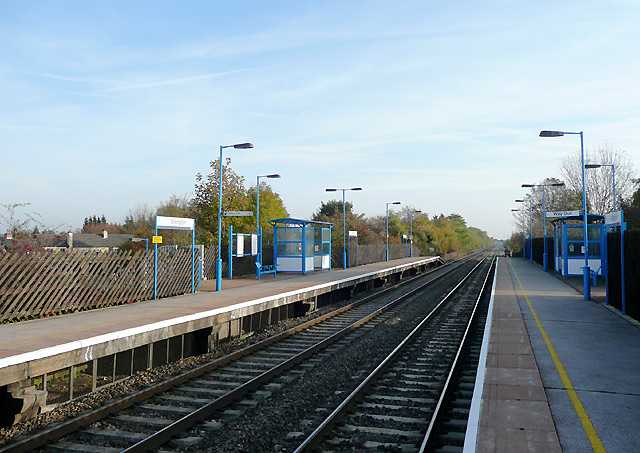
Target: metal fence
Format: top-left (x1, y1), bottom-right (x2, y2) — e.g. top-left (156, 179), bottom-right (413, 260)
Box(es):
top-left (1, 242), bottom-right (424, 323)
top-left (0, 248), bottom-right (194, 323)
top-left (607, 230), bottom-right (640, 320)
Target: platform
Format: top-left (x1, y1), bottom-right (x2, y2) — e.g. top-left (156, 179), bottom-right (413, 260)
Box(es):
top-left (0, 256), bottom-right (442, 423)
top-left (467, 257), bottom-right (640, 452)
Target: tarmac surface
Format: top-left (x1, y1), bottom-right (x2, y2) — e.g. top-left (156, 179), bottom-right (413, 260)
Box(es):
top-left (478, 257), bottom-right (640, 452)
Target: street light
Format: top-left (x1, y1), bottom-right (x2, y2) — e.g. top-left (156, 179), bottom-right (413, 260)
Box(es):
top-left (386, 201), bottom-right (401, 262)
top-left (522, 182), bottom-right (564, 272)
top-left (257, 174), bottom-right (281, 270)
top-left (585, 163), bottom-right (616, 212)
top-left (129, 237), bottom-right (149, 252)
top-left (512, 204), bottom-right (526, 258)
top-left (515, 198), bottom-right (533, 262)
top-left (409, 210), bottom-right (422, 257)
top-left (540, 130), bottom-right (590, 300)
top-left (216, 142), bottom-right (254, 291)
top-left (326, 187), bottom-right (362, 269)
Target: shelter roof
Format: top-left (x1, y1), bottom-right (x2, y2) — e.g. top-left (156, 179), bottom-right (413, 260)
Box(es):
top-left (550, 214), bottom-right (605, 225)
top-left (268, 217), bottom-right (334, 228)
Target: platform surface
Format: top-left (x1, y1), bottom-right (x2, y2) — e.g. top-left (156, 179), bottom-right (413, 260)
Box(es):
top-left (473, 257), bottom-right (640, 452)
top-left (0, 257), bottom-right (434, 372)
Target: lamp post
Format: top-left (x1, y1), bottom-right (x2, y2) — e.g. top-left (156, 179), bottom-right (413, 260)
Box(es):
top-left (585, 163), bottom-right (616, 212)
top-left (409, 209), bottom-right (422, 257)
top-left (540, 130), bottom-right (590, 300)
top-left (515, 198), bottom-right (532, 261)
top-left (216, 142), bottom-right (254, 292)
top-left (512, 205), bottom-right (526, 257)
top-left (386, 201), bottom-right (401, 262)
top-left (522, 182), bottom-right (564, 272)
top-left (256, 173), bottom-right (280, 269)
top-left (326, 187), bottom-right (362, 269)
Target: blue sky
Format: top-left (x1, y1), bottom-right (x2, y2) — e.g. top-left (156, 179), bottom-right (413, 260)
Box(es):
top-left (2, 1), bottom-right (639, 239)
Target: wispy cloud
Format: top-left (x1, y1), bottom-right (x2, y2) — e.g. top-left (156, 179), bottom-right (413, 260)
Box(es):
top-left (100, 69), bottom-right (255, 93)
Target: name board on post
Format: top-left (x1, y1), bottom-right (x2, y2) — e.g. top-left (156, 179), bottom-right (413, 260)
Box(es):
top-left (605, 211), bottom-right (623, 226)
top-left (156, 216), bottom-right (195, 230)
top-left (349, 230), bottom-right (358, 237)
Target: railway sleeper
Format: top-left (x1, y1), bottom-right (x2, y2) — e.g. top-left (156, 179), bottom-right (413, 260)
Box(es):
top-left (338, 423), bottom-right (424, 439)
top-left (45, 441), bottom-right (123, 453)
top-left (78, 427), bottom-right (147, 444)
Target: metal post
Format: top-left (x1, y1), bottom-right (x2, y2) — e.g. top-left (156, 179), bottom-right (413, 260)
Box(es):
top-left (529, 198), bottom-right (533, 263)
top-left (154, 218), bottom-right (158, 300)
top-left (580, 132), bottom-right (590, 300)
top-left (191, 228), bottom-right (195, 294)
top-left (612, 164), bottom-right (616, 212)
top-left (216, 145), bottom-right (224, 291)
top-left (386, 203), bottom-right (389, 262)
top-left (342, 189), bottom-right (346, 269)
top-left (228, 225), bottom-right (233, 280)
top-left (410, 211), bottom-right (414, 258)
top-left (543, 186), bottom-right (548, 272)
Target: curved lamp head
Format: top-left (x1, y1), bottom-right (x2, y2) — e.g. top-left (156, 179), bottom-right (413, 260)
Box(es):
top-left (325, 188), bottom-right (337, 192)
top-left (392, 201), bottom-right (401, 205)
top-left (511, 209), bottom-right (519, 212)
top-left (266, 174), bottom-right (281, 178)
top-left (515, 199), bottom-right (525, 202)
top-left (351, 187), bottom-right (363, 191)
top-left (233, 142), bottom-right (253, 149)
top-left (551, 183), bottom-right (565, 187)
top-left (585, 164), bottom-right (601, 169)
top-left (540, 130), bottom-right (564, 137)
top-left (522, 184), bottom-right (534, 188)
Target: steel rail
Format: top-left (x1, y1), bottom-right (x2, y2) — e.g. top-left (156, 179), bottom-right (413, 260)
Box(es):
top-left (418, 255), bottom-right (496, 452)
top-left (293, 254), bottom-right (491, 452)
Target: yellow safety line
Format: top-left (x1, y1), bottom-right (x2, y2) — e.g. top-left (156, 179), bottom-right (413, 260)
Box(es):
top-left (507, 259), bottom-right (606, 453)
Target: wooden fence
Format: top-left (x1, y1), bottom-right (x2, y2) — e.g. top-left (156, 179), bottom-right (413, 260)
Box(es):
top-left (0, 249), bottom-right (195, 323)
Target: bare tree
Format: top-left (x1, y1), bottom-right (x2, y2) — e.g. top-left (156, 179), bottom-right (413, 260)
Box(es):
top-left (559, 144), bottom-right (636, 215)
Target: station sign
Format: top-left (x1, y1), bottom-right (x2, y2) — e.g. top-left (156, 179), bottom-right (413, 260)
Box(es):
top-left (222, 211), bottom-right (253, 217)
top-left (349, 230), bottom-right (358, 237)
top-left (546, 210), bottom-right (582, 218)
top-left (156, 216), bottom-right (195, 230)
top-left (152, 236), bottom-right (163, 244)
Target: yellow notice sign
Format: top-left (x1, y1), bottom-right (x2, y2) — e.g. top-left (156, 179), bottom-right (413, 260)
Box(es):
top-left (152, 236), bottom-right (163, 244)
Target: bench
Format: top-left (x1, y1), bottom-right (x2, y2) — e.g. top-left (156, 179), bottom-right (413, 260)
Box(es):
top-left (255, 262), bottom-right (277, 280)
top-left (581, 266), bottom-right (601, 287)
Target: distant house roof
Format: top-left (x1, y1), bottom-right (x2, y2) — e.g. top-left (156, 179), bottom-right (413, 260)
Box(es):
top-left (36, 234), bottom-right (68, 249)
top-left (69, 233), bottom-right (133, 249)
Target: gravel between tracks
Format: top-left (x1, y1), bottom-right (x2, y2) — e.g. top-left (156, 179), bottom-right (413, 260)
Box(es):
top-left (185, 287), bottom-right (446, 453)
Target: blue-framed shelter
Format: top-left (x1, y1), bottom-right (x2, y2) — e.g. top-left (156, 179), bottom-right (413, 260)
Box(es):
top-left (551, 214), bottom-right (605, 280)
top-left (268, 218), bottom-right (334, 274)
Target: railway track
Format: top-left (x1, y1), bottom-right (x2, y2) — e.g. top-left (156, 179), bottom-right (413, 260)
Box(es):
top-left (294, 254), bottom-right (495, 452)
top-left (1, 254), bottom-right (490, 453)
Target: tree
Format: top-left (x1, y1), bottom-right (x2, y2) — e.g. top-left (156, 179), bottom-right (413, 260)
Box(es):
top-left (247, 182), bottom-right (288, 232)
top-left (122, 203), bottom-right (155, 238)
top-left (559, 144), bottom-right (636, 215)
top-left (619, 179), bottom-right (640, 230)
top-left (1, 203), bottom-right (67, 253)
top-left (81, 214), bottom-right (122, 234)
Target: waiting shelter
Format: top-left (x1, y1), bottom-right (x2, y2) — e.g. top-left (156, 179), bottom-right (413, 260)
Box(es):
top-left (551, 213), bottom-right (605, 279)
top-left (268, 218), bottom-right (333, 274)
